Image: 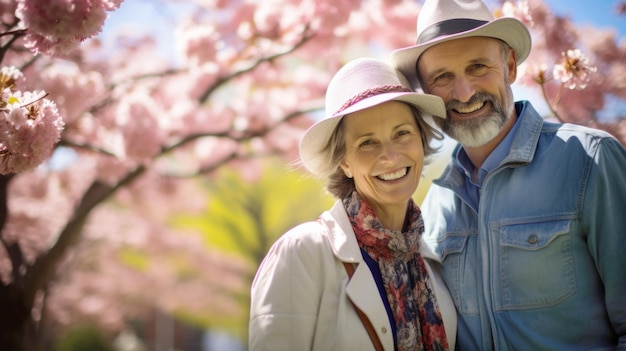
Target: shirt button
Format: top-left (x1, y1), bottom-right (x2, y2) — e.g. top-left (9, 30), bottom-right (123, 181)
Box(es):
top-left (381, 327), bottom-right (387, 334)
top-left (528, 235), bottom-right (538, 244)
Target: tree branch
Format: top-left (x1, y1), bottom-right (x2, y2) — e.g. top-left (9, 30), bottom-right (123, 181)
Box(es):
top-left (86, 68), bottom-right (183, 116)
top-left (162, 106), bottom-right (320, 154)
top-left (198, 24), bottom-right (316, 104)
top-left (24, 165), bottom-right (146, 301)
top-left (0, 29), bottom-right (27, 63)
top-left (539, 81), bottom-right (563, 122)
top-left (57, 139), bottom-right (118, 158)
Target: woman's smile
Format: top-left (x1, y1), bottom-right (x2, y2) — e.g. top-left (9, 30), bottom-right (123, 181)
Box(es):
top-left (376, 167), bottom-right (410, 181)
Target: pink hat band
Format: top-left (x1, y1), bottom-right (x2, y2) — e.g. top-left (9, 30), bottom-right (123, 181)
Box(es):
top-left (334, 85), bottom-right (412, 116)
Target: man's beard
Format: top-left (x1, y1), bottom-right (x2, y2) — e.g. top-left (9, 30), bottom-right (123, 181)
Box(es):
top-left (438, 89), bottom-right (514, 148)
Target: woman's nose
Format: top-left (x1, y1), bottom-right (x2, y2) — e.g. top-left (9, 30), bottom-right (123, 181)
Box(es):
top-left (379, 142), bottom-right (401, 162)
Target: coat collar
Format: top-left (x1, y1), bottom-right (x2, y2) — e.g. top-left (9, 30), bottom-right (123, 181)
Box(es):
top-left (319, 200), bottom-right (362, 263)
top-left (319, 199), bottom-right (442, 263)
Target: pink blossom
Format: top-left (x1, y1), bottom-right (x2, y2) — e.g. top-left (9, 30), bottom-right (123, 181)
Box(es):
top-left (116, 91), bottom-right (165, 163)
top-left (16, 0), bottom-right (123, 56)
top-left (0, 0), bottom-right (16, 24)
top-left (553, 49), bottom-right (598, 90)
top-left (517, 62), bottom-right (550, 86)
top-left (500, 1), bottom-right (534, 27)
top-left (175, 20), bottom-right (220, 67)
top-left (0, 66), bottom-right (24, 87)
top-left (37, 64), bottom-right (105, 125)
top-left (0, 90), bottom-right (64, 174)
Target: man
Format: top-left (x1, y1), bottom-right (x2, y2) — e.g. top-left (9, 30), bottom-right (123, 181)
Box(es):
top-left (391, 0), bottom-right (626, 350)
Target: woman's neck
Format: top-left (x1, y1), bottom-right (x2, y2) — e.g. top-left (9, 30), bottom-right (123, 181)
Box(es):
top-left (370, 201), bottom-right (409, 232)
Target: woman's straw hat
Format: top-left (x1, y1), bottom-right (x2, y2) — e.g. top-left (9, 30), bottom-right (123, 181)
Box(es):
top-left (299, 57), bottom-right (446, 176)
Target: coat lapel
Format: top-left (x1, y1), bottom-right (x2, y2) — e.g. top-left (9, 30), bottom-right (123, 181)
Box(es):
top-left (320, 200), bottom-right (394, 348)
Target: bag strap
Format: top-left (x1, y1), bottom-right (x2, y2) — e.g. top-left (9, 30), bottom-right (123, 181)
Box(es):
top-left (343, 262), bottom-right (385, 351)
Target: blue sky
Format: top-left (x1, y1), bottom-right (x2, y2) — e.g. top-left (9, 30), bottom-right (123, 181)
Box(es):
top-left (485, 0), bottom-right (626, 36)
top-left (544, 0), bottom-right (625, 36)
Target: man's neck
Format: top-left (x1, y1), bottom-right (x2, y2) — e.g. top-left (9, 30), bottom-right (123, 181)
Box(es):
top-left (464, 113), bottom-right (518, 169)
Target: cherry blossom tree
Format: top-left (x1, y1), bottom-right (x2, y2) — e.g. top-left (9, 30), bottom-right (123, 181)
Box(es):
top-left (0, 0), bottom-right (623, 350)
top-left (503, 0), bottom-right (626, 142)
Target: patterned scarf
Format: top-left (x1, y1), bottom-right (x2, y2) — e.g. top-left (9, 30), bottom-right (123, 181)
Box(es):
top-left (343, 191), bottom-right (448, 351)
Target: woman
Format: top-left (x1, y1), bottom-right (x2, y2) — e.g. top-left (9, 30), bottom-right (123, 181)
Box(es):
top-left (249, 58), bottom-right (456, 351)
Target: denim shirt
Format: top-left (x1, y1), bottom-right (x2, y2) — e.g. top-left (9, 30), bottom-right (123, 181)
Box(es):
top-left (422, 101), bottom-right (626, 350)
top-left (455, 102), bottom-right (525, 210)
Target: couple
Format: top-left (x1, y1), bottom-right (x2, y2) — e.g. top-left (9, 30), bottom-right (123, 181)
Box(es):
top-left (249, 0), bottom-right (626, 350)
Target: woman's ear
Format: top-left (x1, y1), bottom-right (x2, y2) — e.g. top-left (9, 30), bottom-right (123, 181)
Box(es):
top-left (339, 162), bottom-right (352, 178)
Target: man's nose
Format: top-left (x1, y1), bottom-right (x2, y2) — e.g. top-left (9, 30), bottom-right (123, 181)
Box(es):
top-left (452, 76), bottom-right (475, 103)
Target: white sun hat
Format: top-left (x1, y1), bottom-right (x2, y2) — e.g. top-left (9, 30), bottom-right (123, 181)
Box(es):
top-left (299, 57), bottom-right (446, 177)
top-left (391, 0), bottom-right (532, 89)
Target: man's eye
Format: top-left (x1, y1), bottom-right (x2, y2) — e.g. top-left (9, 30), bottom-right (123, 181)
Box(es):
top-left (433, 73), bottom-right (452, 84)
top-left (469, 64), bottom-right (488, 74)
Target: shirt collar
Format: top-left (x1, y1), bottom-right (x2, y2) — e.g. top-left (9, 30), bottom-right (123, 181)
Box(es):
top-left (455, 101), bottom-right (527, 185)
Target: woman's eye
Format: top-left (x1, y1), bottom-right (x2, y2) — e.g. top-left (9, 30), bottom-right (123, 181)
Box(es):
top-left (395, 129), bottom-right (413, 138)
top-left (359, 140), bottom-right (373, 147)
top-left (397, 130), bottom-right (411, 136)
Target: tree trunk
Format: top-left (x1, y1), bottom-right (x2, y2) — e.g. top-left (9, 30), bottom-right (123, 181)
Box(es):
top-left (0, 170), bottom-right (145, 350)
top-left (0, 173), bottom-right (36, 350)
top-left (0, 284), bottom-right (37, 351)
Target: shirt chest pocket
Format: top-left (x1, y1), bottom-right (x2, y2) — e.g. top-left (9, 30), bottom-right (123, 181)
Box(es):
top-left (496, 219), bottom-right (577, 310)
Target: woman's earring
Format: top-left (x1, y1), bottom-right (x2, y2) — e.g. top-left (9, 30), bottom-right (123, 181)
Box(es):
top-left (346, 171), bottom-right (352, 178)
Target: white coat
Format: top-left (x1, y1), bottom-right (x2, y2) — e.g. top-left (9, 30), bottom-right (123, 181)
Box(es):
top-left (249, 200), bottom-right (457, 351)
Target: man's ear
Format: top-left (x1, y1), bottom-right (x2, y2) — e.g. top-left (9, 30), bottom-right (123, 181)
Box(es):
top-left (507, 48), bottom-right (518, 83)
